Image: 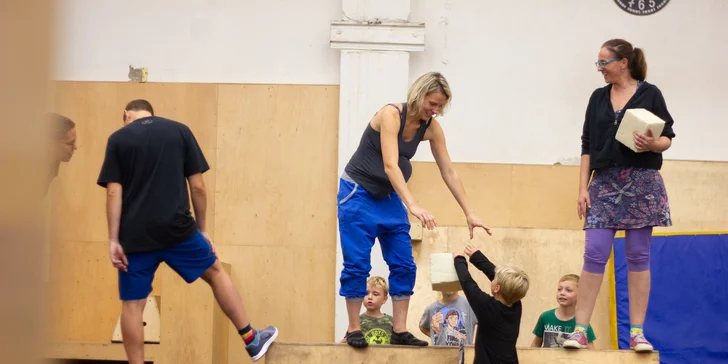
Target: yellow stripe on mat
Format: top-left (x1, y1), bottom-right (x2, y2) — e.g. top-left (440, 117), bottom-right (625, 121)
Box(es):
top-left (607, 246), bottom-right (618, 349)
top-left (615, 230), bottom-right (728, 238)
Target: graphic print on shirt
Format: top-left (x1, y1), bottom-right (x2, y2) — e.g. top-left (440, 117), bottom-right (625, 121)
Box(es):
top-left (542, 323), bottom-right (573, 348)
top-left (360, 314), bottom-right (392, 345)
top-left (431, 308), bottom-right (468, 346)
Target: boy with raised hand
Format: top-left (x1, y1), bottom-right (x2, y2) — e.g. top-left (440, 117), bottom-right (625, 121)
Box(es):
top-left (454, 244), bottom-right (529, 364)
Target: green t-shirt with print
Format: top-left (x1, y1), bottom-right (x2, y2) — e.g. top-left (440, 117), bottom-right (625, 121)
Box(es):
top-left (533, 309), bottom-right (596, 348)
top-left (360, 313), bottom-right (393, 345)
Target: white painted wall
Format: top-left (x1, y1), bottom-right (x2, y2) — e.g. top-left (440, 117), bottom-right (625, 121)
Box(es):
top-left (53, 0), bottom-right (341, 85)
top-left (55, 0), bottom-right (727, 164)
top-left (408, 0), bottom-right (728, 164)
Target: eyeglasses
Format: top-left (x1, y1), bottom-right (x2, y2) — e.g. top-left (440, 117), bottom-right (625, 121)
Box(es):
top-left (595, 58), bottom-right (620, 68)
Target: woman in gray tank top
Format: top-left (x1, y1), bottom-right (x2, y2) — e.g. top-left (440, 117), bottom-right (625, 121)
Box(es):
top-left (338, 72), bottom-right (492, 348)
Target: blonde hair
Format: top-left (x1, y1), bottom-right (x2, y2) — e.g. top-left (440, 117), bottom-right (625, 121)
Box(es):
top-left (495, 266), bottom-right (530, 306)
top-left (407, 72), bottom-right (452, 117)
top-left (559, 274), bottom-right (580, 285)
top-left (367, 276), bottom-right (389, 296)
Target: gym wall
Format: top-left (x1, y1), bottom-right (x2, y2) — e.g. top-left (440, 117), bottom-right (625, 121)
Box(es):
top-left (48, 82), bottom-right (340, 361)
top-left (47, 0), bottom-right (728, 361)
top-left (55, 0), bottom-right (727, 164)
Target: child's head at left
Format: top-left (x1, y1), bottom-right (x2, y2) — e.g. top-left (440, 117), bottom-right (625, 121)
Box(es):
top-left (490, 265), bottom-right (530, 306)
top-left (364, 276), bottom-right (389, 311)
top-left (556, 274), bottom-right (580, 308)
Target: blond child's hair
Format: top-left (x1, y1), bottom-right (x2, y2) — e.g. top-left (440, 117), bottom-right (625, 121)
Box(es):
top-left (367, 276), bottom-right (389, 296)
top-left (559, 274), bottom-right (580, 284)
top-left (407, 72), bottom-right (452, 117)
top-left (495, 266), bottom-right (530, 306)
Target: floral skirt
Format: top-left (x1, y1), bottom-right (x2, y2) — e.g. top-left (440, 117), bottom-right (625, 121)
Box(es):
top-left (584, 167), bottom-right (672, 230)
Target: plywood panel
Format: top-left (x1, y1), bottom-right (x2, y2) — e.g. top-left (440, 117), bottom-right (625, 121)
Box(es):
top-left (408, 228), bottom-right (451, 344)
top-left (214, 84), bottom-right (339, 248)
top-left (464, 347), bottom-right (659, 363)
top-left (45, 342), bottom-right (158, 361)
top-left (49, 240), bottom-right (163, 343)
top-left (406, 163), bottom-right (515, 228)
top-left (656, 160), bottom-right (728, 233)
top-left (157, 262), bottom-right (230, 364)
top-left (408, 160), bottom-right (728, 232)
top-left (407, 227), bottom-right (612, 350)
top-left (262, 343), bottom-right (659, 364)
top-left (264, 343), bottom-right (456, 364)
top-left (50, 81), bottom-right (219, 243)
top-left (49, 241), bottom-right (124, 342)
top-left (217, 245), bottom-right (335, 364)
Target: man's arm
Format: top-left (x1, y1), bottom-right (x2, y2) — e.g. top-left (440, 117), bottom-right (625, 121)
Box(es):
top-left (106, 182), bottom-right (122, 242)
top-left (106, 182), bottom-right (127, 271)
top-left (531, 336), bottom-right (543, 348)
top-left (187, 173), bottom-right (207, 232)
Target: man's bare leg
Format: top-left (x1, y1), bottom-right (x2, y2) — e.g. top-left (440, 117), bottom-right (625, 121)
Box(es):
top-left (200, 260), bottom-right (278, 362)
top-left (121, 299), bottom-right (147, 364)
top-left (200, 260), bottom-right (250, 330)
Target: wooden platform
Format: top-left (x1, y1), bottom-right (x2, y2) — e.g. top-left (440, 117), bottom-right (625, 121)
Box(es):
top-left (45, 341), bottom-right (660, 364)
top-left (263, 343), bottom-right (660, 364)
top-left (46, 341), bottom-right (158, 361)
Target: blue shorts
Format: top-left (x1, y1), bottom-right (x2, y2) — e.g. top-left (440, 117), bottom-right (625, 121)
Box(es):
top-left (118, 231), bottom-right (216, 301)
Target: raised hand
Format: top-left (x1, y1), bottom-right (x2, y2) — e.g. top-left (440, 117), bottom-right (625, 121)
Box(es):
top-left (464, 243), bottom-right (478, 257)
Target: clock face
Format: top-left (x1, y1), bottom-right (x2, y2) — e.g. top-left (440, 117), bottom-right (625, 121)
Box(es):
top-left (614, 0), bottom-right (670, 16)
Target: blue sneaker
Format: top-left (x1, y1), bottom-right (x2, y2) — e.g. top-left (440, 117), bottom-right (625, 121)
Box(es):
top-left (245, 326), bottom-right (279, 362)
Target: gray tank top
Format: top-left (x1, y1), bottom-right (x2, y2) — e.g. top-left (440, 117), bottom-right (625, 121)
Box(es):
top-left (344, 103), bottom-right (432, 199)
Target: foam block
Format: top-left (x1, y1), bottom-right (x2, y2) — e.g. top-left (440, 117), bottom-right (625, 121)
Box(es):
top-left (430, 253), bottom-right (462, 292)
top-left (616, 108), bottom-right (665, 153)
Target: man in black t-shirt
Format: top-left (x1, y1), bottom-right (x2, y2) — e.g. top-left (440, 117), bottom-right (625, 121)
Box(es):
top-left (97, 100), bottom-right (277, 363)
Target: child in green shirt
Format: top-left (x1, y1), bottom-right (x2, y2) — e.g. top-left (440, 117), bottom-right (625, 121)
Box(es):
top-left (341, 276), bottom-right (393, 345)
top-left (531, 274), bottom-right (596, 348)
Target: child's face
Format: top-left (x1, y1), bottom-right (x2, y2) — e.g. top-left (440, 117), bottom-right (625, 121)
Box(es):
top-left (364, 284), bottom-right (387, 310)
top-left (556, 280), bottom-right (578, 307)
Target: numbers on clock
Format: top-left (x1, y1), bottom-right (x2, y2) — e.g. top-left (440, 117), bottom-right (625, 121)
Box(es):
top-left (615, 0), bottom-right (669, 15)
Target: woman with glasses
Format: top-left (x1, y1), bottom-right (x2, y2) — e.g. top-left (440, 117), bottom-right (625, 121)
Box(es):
top-left (563, 39), bottom-right (676, 352)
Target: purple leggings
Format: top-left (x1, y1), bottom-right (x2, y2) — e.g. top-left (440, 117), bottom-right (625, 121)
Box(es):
top-left (583, 227), bottom-right (652, 274)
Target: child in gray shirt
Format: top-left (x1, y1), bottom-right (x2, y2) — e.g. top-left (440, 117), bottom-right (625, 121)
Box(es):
top-left (419, 292), bottom-right (478, 346)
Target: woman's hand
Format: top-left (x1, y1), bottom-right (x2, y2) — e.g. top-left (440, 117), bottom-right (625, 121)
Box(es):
top-left (633, 129), bottom-right (656, 152)
top-left (466, 214), bottom-right (492, 239)
top-left (409, 204), bottom-right (437, 230)
top-left (577, 188), bottom-right (591, 220)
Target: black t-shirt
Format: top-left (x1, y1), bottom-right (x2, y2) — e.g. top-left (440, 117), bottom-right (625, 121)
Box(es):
top-left (97, 116), bottom-right (209, 254)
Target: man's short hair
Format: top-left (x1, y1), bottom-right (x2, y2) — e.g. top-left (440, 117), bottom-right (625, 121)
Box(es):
top-left (123, 99), bottom-right (154, 121)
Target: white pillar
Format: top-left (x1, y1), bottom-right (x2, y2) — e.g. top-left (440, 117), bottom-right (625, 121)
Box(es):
top-left (330, 1), bottom-right (425, 341)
